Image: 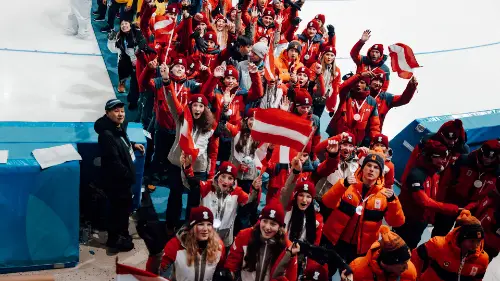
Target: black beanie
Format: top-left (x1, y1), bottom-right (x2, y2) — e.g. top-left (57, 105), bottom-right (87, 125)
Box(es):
top-left (362, 153), bottom-right (385, 176)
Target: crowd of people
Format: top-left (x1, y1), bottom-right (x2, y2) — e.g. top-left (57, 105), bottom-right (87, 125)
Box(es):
top-left (90, 0), bottom-right (500, 280)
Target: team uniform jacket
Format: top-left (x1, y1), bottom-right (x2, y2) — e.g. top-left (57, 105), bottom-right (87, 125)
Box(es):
top-left (161, 230), bottom-right (226, 281)
top-left (372, 81), bottom-right (417, 129)
top-left (398, 164), bottom-right (459, 224)
top-left (321, 179), bottom-right (405, 255)
top-left (184, 165), bottom-right (259, 246)
top-left (350, 40), bottom-right (391, 92)
top-left (474, 194), bottom-right (500, 256)
top-left (327, 74), bottom-right (381, 145)
top-left (225, 228), bottom-right (298, 281)
top-left (350, 241), bottom-right (418, 281)
top-left (438, 151), bottom-right (499, 209)
top-left (412, 227), bottom-right (489, 281)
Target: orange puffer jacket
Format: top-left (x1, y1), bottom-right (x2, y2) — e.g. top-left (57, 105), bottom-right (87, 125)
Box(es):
top-left (412, 227), bottom-right (489, 281)
top-left (321, 178), bottom-right (405, 254)
top-left (350, 241), bottom-right (417, 281)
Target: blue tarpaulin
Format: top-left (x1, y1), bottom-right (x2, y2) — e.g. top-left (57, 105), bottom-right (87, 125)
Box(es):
top-left (390, 109), bottom-right (500, 184)
top-left (0, 122), bottom-right (147, 208)
top-left (0, 143), bottom-right (80, 273)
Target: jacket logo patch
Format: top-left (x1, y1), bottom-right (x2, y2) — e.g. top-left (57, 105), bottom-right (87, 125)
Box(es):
top-left (313, 272), bottom-right (320, 280)
top-left (347, 194), bottom-right (353, 200)
top-left (444, 261), bottom-right (450, 267)
top-left (270, 210), bottom-right (276, 218)
top-left (374, 199), bottom-right (381, 209)
top-left (466, 170), bottom-right (472, 176)
top-left (470, 266), bottom-right (478, 276)
top-left (203, 211), bottom-right (209, 219)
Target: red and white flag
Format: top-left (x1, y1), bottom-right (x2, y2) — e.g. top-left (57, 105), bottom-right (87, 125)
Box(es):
top-left (179, 104), bottom-right (200, 162)
top-left (251, 108), bottom-right (313, 151)
top-left (116, 262), bottom-right (169, 281)
top-left (264, 40), bottom-right (276, 81)
top-left (388, 43), bottom-right (421, 79)
top-left (154, 14), bottom-right (175, 43)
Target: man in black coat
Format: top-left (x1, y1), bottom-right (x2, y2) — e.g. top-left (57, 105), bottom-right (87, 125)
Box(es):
top-left (94, 99), bottom-right (145, 252)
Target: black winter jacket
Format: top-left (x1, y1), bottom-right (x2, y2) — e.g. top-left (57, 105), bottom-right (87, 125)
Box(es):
top-left (94, 115), bottom-right (136, 188)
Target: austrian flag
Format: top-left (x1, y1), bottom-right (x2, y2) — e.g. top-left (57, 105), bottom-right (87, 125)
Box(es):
top-left (388, 43), bottom-right (421, 79)
top-left (116, 262), bottom-right (169, 281)
top-left (251, 109), bottom-right (313, 151)
top-left (179, 104), bottom-right (199, 162)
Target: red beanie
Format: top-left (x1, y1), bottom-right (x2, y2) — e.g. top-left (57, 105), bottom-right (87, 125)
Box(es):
top-left (320, 45), bottom-right (336, 56)
top-left (172, 56), bottom-right (187, 69)
top-left (294, 180), bottom-right (316, 198)
top-left (371, 134), bottom-right (389, 148)
top-left (296, 66), bottom-right (310, 77)
top-left (214, 14), bottom-right (226, 22)
top-left (340, 132), bottom-right (356, 145)
top-left (480, 140), bottom-right (500, 158)
top-left (224, 65), bottom-right (239, 81)
top-left (218, 161), bottom-right (238, 178)
top-left (193, 13), bottom-right (210, 30)
top-left (203, 31), bottom-right (218, 45)
top-left (262, 7), bottom-right (275, 18)
top-left (314, 14), bottom-right (325, 24)
top-left (423, 139), bottom-right (449, 158)
top-left (368, 44), bottom-right (384, 55)
top-left (165, 4), bottom-right (179, 14)
top-left (189, 94), bottom-right (208, 106)
top-left (306, 20), bottom-right (321, 32)
top-left (294, 89), bottom-right (312, 107)
top-left (438, 119), bottom-right (465, 141)
top-left (303, 263), bottom-right (328, 281)
top-left (189, 206), bottom-right (214, 227)
top-left (260, 202), bottom-right (285, 226)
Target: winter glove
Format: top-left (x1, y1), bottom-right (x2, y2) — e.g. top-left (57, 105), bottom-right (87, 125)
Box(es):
top-left (195, 37), bottom-right (208, 53)
top-left (107, 29), bottom-right (118, 41)
top-left (291, 17), bottom-right (302, 26)
top-left (327, 24), bottom-right (335, 37)
top-left (237, 0), bottom-right (245, 10)
top-left (144, 46), bottom-right (157, 55)
top-left (342, 71), bottom-right (354, 81)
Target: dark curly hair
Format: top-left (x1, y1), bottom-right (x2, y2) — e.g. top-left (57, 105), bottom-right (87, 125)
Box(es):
top-left (179, 106), bottom-right (215, 134)
top-left (243, 224), bottom-right (287, 272)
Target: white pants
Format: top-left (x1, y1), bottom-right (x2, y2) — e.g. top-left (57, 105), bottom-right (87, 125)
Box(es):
top-left (67, 0), bottom-right (92, 38)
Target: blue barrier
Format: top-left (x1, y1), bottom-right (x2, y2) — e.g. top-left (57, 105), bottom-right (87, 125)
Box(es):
top-left (0, 143), bottom-right (80, 273)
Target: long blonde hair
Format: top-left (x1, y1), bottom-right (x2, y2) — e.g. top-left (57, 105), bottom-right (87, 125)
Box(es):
top-left (180, 226), bottom-right (222, 266)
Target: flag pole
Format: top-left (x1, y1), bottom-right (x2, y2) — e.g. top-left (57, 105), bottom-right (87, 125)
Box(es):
top-left (163, 16), bottom-right (177, 64)
top-left (300, 124), bottom-right (316, 154)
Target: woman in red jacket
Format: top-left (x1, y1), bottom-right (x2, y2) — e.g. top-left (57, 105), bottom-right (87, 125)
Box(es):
top-left (225, 203), bottom-right (298, 281)
top-left (318, 45), bottom-right (341, 117)
top-left (160, 206), bottom-right (226, 279)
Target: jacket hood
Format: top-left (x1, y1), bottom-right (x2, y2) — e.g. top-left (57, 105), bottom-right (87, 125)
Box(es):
top-left (94, 115), bottom-right (125, 135)
top-left (297, 33), bottom-right (322, 43)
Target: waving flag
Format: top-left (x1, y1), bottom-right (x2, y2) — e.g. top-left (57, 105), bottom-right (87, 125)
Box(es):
top-left (179, 104), bottom-right (199, 162)
top-left (154, 14), bottom-right (175, 43)
top-left (117, 261), bottom-right (169, 281)
top-left (388, 43), bottom-right (421, 79)
top-left (264, 40), bottom-right (276, 81)
top-left (251, 108), bottom-right (313, 151)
